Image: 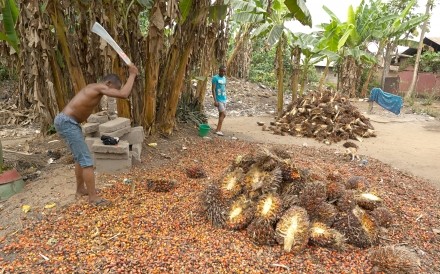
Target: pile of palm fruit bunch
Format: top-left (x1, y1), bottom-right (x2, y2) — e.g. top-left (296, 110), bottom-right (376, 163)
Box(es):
top-left (268, 89), bottom-right (376, 143)
top-left (201, 147), bottom-right (393, 252)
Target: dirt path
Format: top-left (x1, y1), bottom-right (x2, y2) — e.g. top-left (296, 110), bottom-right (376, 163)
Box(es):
top-left (209, 102), bottom-right (440, 189)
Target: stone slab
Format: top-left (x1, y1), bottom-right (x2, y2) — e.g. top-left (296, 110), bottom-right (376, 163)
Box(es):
top-left (94, 152), bottom-right (129, 160)
top-left (85, 137), bottom-right (100, 153)
top-left (121, 126), bottom-right (145, 145)
top-left (131, 143), bottom-right (142, 156)
top-left (87, 112), bottom-right (109, 124)
top-left (92, 140), bottom-right (129, 154)
top-left (130, 151), bottom-right (141, 164)
top-left (101, 126), bottom-right (131, 138)
top-left (95, 157), bottom-right (132, 173)
top-left (99, 117), bottom-right (130, 133)
top-left (82, 123), bottom-right (99, 134)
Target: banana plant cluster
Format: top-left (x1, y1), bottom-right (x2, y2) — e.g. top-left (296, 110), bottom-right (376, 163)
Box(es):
top-left (0, 0), bottom-right (431, 134)
top-left (0, 0), bottom-right (19, 53)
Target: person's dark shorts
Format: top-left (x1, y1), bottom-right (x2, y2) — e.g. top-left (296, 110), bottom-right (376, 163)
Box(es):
top-left (54, 113), bottom-right (93, 167)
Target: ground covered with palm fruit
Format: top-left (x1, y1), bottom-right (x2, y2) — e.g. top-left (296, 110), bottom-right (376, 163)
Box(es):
top-left (1, 134), bottom-right (440, 273)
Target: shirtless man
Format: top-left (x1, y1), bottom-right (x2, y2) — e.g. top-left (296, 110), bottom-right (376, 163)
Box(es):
top-left (54, 64), bottom-right (139, 206)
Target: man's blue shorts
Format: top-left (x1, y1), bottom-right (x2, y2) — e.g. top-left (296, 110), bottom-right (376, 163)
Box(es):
top-left (54, 113), bottom-right (93, 167)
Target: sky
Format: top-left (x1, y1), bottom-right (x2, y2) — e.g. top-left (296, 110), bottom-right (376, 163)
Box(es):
top-left (285, 0), bottom-right (440, 43)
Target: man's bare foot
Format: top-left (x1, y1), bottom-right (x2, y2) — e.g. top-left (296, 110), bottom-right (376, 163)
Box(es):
top-left (75, 188), bottom-right (88, 199)
top-left (75, 189), bottom-right (101, 198)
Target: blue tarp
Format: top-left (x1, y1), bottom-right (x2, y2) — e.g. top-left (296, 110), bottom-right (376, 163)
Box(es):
top-left (369, 88), bottom-right (403, 115)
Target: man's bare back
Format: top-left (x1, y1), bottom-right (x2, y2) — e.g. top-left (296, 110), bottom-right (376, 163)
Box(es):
top-left (62, 64), bottom-right (138, 123)
top-left (62, 84), bottom-right (107, 123)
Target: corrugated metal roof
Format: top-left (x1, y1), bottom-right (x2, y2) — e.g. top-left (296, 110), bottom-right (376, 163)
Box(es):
top-left (426, 37), bottom-right (440, 45)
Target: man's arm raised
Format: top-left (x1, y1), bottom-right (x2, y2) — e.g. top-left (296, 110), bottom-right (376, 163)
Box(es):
top-left (100, 64), bottom-right (139, 99)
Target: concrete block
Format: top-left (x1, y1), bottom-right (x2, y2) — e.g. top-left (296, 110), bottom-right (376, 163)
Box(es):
top-left (84, 131), bottom-right (99, 138)
top-left (92, 140), bottom-right (129, 154)
top-left (95, 157), bottom-right (132, 173)
top-left (130, 150), bottom-right (141, 163)
top-left (107, 98), bottom-right (117, 114)
top-left (99, 117), bottom-right (130, 133)
top-left (131, 143), bottom-right (143, 157)
top-left (94, 152), bottom-right (129, 160)
top-left (121, 126), bottom-right (145, 144)
top-left (85, 137), bottom-right (100, 153)
top-left (101, 126), bottom-right (131, 138)
top-left (82, 123), bottom-right (99, 134)
top-left (87, 112), bottom-right (109, 124)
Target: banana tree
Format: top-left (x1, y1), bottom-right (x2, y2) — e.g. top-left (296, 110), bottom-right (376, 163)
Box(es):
top-left (234, 0), bottom-right (311, 117)
top-left (226, 22), bottom-right (254, 78)
top-left (156, 0), bottom-right (211, 134)
top-left (315, 23), bottom-right (345, 92)
top-left (359, 0), bottom-right (427, 96)
top-left (323, 3), bottom-right (378, 97)
top-left (142, 0), bottom-right (169, 131)
top-left (288, 32), bottom-right (324, 96)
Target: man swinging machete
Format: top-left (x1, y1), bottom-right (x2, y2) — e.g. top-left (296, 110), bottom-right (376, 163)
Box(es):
top-left (54, 23), bottom-right (139, 207)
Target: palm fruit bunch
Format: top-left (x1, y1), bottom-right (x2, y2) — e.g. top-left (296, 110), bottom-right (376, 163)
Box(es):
top-left (309, 222), bottom-right (345, 249)
top-left (335, 189), bottom-right (357, 212)
top-left (269, 145), bottom-right (292, 160)
top-left (242, 165), bottom-right (270, 193)
top-left (201, 146), bottom-right (395, 252)
top-left (332, 206), bottom-right (379, 248)
top-left (355, 192), bottom-right (383, 210)
top-left (298, 181), bottom-right (327, 213)
top-left (254, 193), bottom-right (283, 224)
top-left (247, 219), bottom-right (277, 246)
top-left (275, 206), bottom-right (310, 253)
top-left (369, 245), bottom-right (421, 274)
top-left (231, 154), bottom-right (255, 173)
top-left (145, 179), bottom-right (176, 192)
top-left (200, 184), bottom-right (227, 228)
top-left (370, 207), bottom-right (393, 228)
top-left (185, 166), bottom-right (207, 179)
top-left (226, 195), bottom-right (254, 230)
top-left (219, 168), bottom-right (244, 200)
top-left (253, 147), bottom-right (281, 171)
top-left (261, 167), bottom-right (282, 194)
top-left (345, 176), bottom-right (370, 191)
top-left (309, 202), bottom-right (338, 226)
top-left (326, 180), bottom-right (346, 201)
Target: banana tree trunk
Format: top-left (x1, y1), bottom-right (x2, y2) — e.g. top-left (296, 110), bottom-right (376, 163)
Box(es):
top-left (339, 55), bottom-right (357, 97)
top-left (318, 58), bottom-right (330, 91)
top-left (48, 53), bottom-right (68, 110)
top-left (276, 35), bottom-right (284, 118)
top-left (157, 1), bottom-right (209, 134)
top-left (143, 0), bottom-right (165, 131)
top-left (290, 46), bottom-right (301, 100)
top-left (361, 42), bottom-right (385, 97)
top-left (227, 24), bottom-right (253, 78)
top-left (195, 30), bottom-right (215, 111)
top-left (299, 59), bottom-right (309, 96)
top-left (48, 0), bottom-right (86, 94)
top-left (19, 0), bottom-right (61, 132)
